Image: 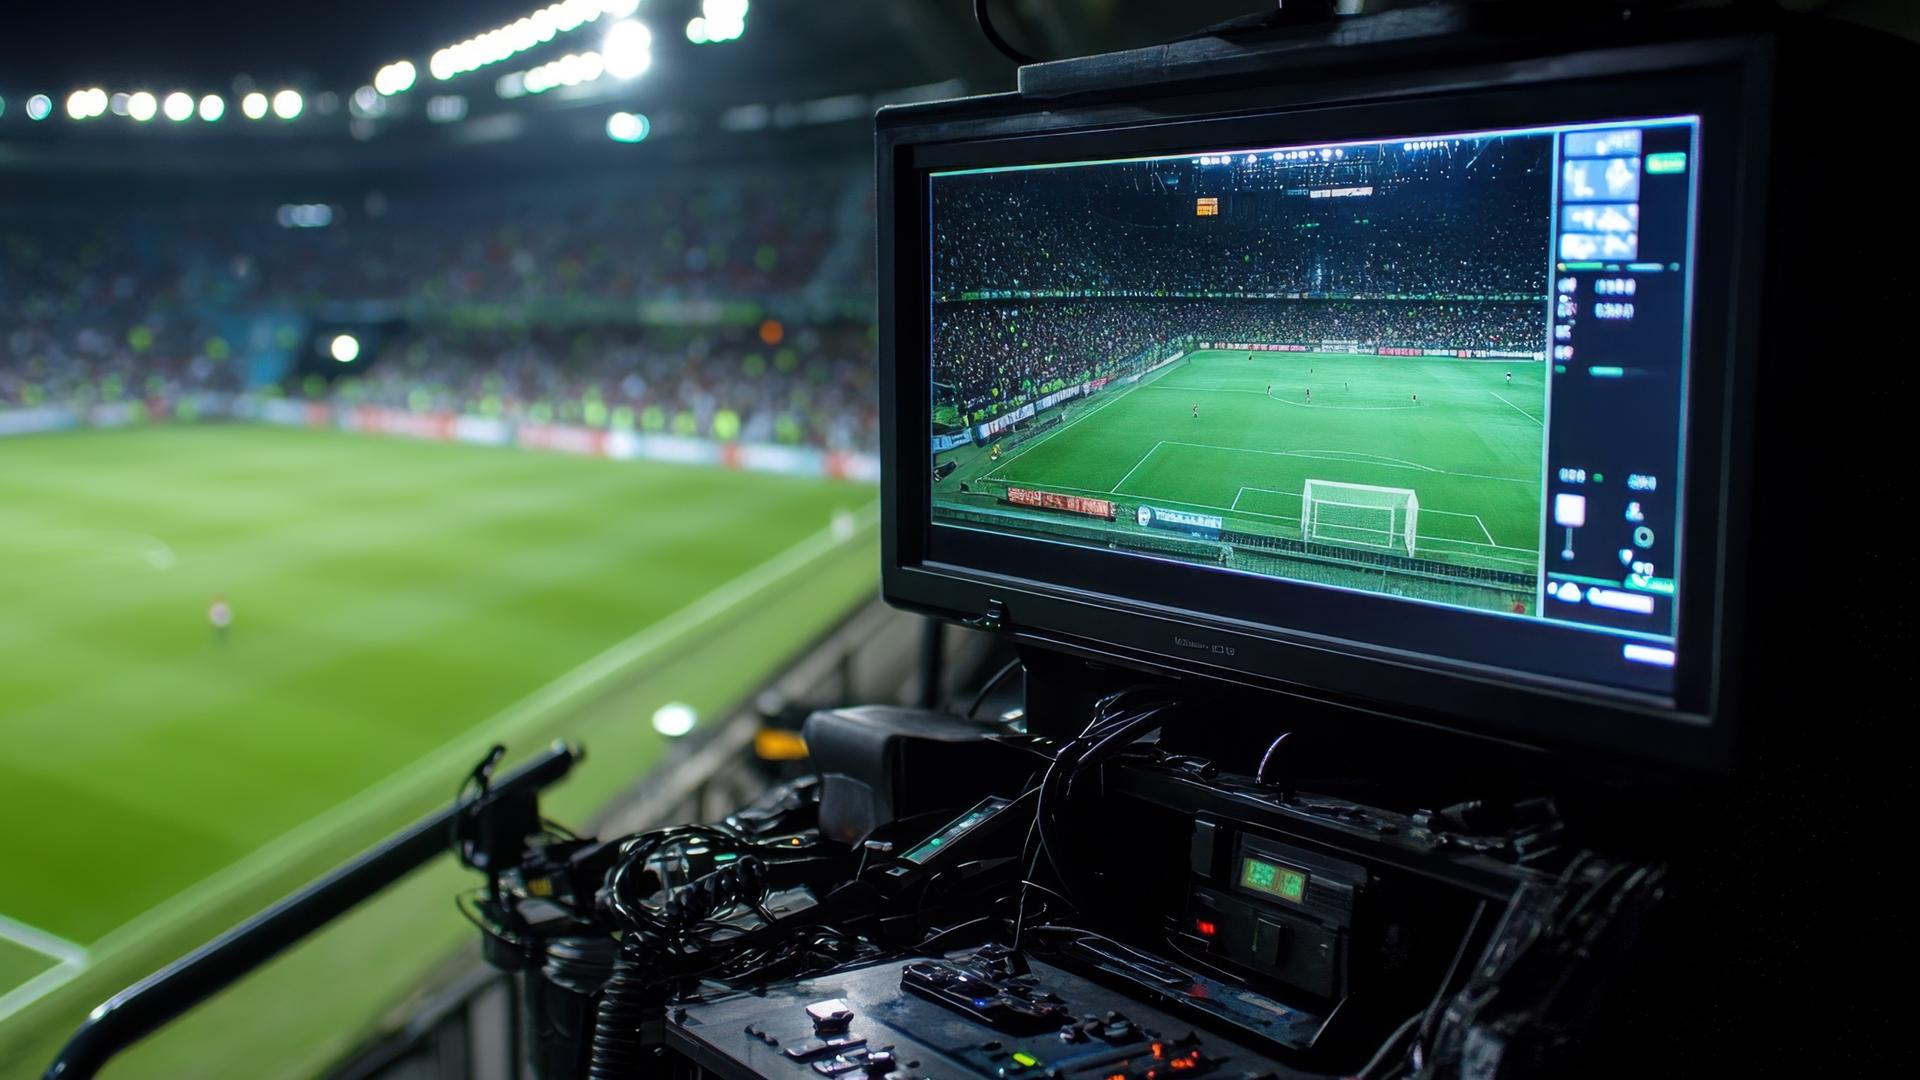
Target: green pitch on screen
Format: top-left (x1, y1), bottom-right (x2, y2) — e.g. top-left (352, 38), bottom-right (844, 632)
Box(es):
top-left (934, 350), bottom-right (1546, 616)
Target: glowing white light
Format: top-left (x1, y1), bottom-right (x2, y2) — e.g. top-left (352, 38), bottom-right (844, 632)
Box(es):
top-left (375, 60), bottom-right (417, 96)
top-left (67, 88), bottom-right (108, 120)
top-left (163, 91), bottom-right (194, 122)
top-left (126, 91), bottom-right (157, 122)
top-left (197, 94), bottom-right (224, 121)
top-left (329, 334), bottom-right (361, 363)
top-left (272, 89), bottom-right (303, 119)
top-left (694, 0), bottom-right (748, 41)
top-left (605, 111), bottom-right (648, 142)
top-left (603, 0), bottom-right (640, 17)
top-left (602, 19), bottom-right (651, 79)
top-left (111, 92), bottom-right (131, 115)
top-left (242, 92), bottom-right (269, 119)
top-left (27, 94), bottom-right (53, 121)
top-left (651, 702), bottom-right (697, 738)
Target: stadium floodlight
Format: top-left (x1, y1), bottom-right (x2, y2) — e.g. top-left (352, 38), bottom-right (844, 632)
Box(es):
top-left (163, 92), bottom-right (194, 122)
top-left (605, 111), bottom-right (649, 142)
top-left (1300, 480), bottom-right (1420, 557)
top-left (329, 334), bottom-right (361, 363)
top-left (602, 18), bottom-right (651, 79)
top-left (374, 60), bottom-right (416, 96)
top-left (111, 92), bottom-right (131, 116)
top-left (27, 94), bottom-right (53, 120)
top-left (199, 94), bottom-right (225, 121)
top-left (689, 0), bottom-right (748, 43)
top-left (126, 90), bottom-right (157, 122)
top-left (68, 88), bottom-right (109, 120)
top-left (241, 91), bottom-right (269, 119)
top-left (272, 89), bottom-right (303, 119)
top-left (430, 1), bottom-right (627, 83)
top-left (651, 702), bottom-right (698, 738)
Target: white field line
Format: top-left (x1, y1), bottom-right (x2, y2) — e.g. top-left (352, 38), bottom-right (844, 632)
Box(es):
top-left (981, 358), bottom-right (1176, 482)
top-left (1109, 441), bottom-right (1166, 494)
top-left (0, 961), bottom-right (86, 1026)
top-left (1155, 441), bottom-right (1533, 487)
top-left (1490, 391), bottom-right (1544, 426)
top-left (0, 503), bottom-right (879, 1024)
top-left (0, 913), bottom-right (87, 964)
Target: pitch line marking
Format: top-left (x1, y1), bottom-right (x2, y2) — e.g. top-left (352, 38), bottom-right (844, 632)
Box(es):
top-left (1156, 441), bottom-right (1533, 486)
top-left (0, 505), bottom-right (880, 1026)
top-left (0, 912), bottom-right (88, 965)
top-left (980, 370), bottom-right (1155, 483)
top-left (1110, 441), bottom-right (1166, 493)
top-left (0, 960), bottom-right (86, 1027)
top-left (1489, 391), bottom-right (1544, 426)
top-left (1472, 514), bottom-right (1497, 546)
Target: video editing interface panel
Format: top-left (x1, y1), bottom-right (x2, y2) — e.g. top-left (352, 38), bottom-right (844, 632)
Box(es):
top-left (925, 117), bottom-right (1701, 698)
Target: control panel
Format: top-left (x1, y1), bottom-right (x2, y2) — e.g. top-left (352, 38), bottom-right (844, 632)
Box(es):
top-left (668, 953), bottom-right (1310, 1080)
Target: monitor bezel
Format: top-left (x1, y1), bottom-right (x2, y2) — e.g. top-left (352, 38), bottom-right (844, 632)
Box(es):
top-left (877, 37), bottom-right (1768, 770)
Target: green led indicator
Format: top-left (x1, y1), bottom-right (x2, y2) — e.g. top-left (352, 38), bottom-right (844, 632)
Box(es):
top-left (1240, 857), bottom-right (1308, 904)
top-left (1589, 366), bottom-right (1625, 378)
top-left (1646, 152), bottom-right (1687, 175)
top-left (1012, 1052), bottom-right (1041, 1068)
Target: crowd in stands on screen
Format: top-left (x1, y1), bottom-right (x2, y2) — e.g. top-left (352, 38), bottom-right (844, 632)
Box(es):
top-left (930, 297), bottom-right (1539, 422)
top-left (931, 139), bottom-right (1548, 298)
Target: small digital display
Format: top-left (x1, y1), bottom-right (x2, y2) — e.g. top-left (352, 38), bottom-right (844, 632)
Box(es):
top-left (926, 117), bottom-right (1700, 698)
top-left (902, 796), bottom-right (1010, 864)
top-left (1240, 857), bottom-right (1308, 904)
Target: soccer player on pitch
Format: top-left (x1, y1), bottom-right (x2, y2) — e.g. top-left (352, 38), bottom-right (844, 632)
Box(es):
top-left (209, 594), bottom-right (233, 644)
top-left (1192, 402), bottom-right (1199, 420)
top-left (1505, 371), bottom-right (1513, 385)
top-left (1305, 387), bottom-right (1312, 405)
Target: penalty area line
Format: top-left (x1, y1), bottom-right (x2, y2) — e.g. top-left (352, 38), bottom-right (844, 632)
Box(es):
top-left (0, 504), bottom-right (880, 1027)
top-left (1490, 391), bottom-right (1543, 426)
top-left (0, 912), bottom-right (87, 965)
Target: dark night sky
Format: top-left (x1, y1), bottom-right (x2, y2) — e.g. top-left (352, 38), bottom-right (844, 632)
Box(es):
top-left (0, 1), bottom-right (548, 91)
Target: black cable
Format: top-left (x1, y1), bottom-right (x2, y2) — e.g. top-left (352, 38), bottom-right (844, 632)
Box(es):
top-left (1413, 899), bottom-right (1490, 1069)
top-left (963, 657), bottom-right (1024, 719)
top-left (1354, 1010), bottom-right (1426, 1080)
top-left (974, 0), bottom-right (1041, 66)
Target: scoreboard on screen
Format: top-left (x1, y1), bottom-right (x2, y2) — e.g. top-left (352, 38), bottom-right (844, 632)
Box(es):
top-left (1195, 197), bottom-right (1220, 217)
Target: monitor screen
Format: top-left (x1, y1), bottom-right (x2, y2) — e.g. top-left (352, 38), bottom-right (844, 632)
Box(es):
top-left (925, 118), bottom-right (1699, 700)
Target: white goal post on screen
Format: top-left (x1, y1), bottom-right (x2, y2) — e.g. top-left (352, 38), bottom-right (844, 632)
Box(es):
top-left (1300, 480), bottom-right (1420, 556)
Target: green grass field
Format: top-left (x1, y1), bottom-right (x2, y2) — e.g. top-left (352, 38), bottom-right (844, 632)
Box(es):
top-left (936, 350), bottom-right (1546, 612)
top-left (0, 423), bottom-right (878, 1078)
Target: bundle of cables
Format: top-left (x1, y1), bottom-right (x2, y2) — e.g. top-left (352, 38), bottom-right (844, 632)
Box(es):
top-left (1014, 687), bottom-right (1183, 946)
top-left (587, 823), bottom-right (880, 1079)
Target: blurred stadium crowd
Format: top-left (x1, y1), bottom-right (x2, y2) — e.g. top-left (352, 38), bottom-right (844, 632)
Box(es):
top-left (1, 166), bottom-right (879, 452)
top-left (934, 298), bottom-right (1543, 423)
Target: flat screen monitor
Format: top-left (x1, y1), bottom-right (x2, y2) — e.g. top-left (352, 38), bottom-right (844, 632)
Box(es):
top-left (880, 45), bottom-right (1758, 766)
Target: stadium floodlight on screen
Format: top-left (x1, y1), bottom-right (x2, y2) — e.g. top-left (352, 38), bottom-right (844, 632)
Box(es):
top-left (880, 43), bottom-right (1757, 766)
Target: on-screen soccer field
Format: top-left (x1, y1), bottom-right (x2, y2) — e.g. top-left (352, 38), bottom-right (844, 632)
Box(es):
top-left (936, 349), bottom-right (1546, 613)
top-left (0, 423), bottom-right (876, 1076)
